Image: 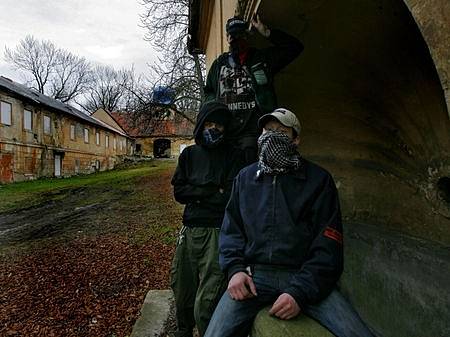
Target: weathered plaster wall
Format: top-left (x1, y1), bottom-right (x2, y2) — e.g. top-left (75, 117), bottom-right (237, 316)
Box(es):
top-left (91, 108), bottom-right (126, 133)
top-left (403, 0), bottom-right (450, 114)
top-left (0, 90), bottom-right (130, 182)
top-left (204, 0), bottom-right (239, 69)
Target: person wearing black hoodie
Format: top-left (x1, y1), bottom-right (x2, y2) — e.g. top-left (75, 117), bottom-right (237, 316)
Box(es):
top-left (170, 101), bottom-right (243, 337)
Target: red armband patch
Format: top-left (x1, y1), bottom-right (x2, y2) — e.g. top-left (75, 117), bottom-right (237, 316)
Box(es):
top-left (323, 227), bottom-right (343, 244)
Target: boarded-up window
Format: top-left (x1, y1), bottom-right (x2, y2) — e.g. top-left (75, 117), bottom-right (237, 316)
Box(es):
top-left (24, 109), bottom-right (32, 131)
top-left (1, 101), bottom-right (12, 125)
top-left (25, 157), bottom-right (34, 174)
top-left (105, 135), bottom-right (109, 148)
top-left (70, 124), bottom-right (75, 140)
top-left (96, 131), bottom-right (100, 145)
top-left (43, 115), bottom-right (51, 134)
top-left (84, 128), bottom-right (89, 143)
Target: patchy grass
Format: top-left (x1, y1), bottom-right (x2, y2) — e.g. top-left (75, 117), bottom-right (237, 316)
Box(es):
top-left (0, 160), bottom-right (173, 213)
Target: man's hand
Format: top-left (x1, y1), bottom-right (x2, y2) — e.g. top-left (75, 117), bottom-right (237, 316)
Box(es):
top-left (251, 14), bottom-right (271, 38)
top-left (269, 293), bottom-right (301, 320)
top-left (228, 272), bottom-right (258, 300)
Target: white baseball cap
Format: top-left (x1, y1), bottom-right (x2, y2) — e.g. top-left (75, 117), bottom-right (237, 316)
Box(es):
top-left (258, 108), bottom-right (301, 136)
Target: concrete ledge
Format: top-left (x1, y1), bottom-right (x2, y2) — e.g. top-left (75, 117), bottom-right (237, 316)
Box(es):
top-left (131, 289), bottom-right (173, 337)
top-left (251, 307), bottom-right (334, 337)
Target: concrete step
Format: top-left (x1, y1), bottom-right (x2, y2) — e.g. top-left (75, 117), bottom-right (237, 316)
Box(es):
top-left (130, 289), bottom-right (173, 337)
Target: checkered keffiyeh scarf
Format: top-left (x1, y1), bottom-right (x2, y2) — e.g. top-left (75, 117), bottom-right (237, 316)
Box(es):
top-left (257, 131), bottom-right (301, 175)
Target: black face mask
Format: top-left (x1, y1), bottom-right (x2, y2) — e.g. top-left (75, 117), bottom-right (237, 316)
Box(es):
top-left (202, 128), bottom-right (224, 148)
top-left (229, 38), bottom-right (249, 63)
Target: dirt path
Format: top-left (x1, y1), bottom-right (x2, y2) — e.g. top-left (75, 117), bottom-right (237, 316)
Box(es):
top-left (0, 162), bottom-right (182, 337)
top-left (0, 186), bottom-right (120, 245)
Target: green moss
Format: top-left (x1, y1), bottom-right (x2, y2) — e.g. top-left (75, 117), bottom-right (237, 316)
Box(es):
top-left (251, 307), bottom-right (333, 337)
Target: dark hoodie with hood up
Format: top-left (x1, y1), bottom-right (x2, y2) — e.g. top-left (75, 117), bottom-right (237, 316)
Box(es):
top-left (171, 102), bottom-right (244, 227)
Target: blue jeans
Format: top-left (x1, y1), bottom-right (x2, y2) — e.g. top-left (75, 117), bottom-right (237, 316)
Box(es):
top-left (204, 266), bottom-right (375, 337)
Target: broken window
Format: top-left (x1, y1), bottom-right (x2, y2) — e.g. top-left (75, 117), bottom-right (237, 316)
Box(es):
top-left (43, 115), bottom-right (51, 134)
top-left (1, 101), bottom-right (12, 126)
top-left (24, 109), bottom-right (32, 131)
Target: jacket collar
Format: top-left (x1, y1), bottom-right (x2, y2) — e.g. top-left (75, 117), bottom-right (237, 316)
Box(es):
top-left (254, 162), bottom-right (306, 181)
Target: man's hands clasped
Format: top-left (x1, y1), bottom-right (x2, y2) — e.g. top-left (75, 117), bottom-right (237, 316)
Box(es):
top-left (227, 272), bottom-right (301, 320)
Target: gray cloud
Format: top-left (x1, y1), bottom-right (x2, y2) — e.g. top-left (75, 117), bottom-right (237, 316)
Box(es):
top-left (0, 0), bottom-right (156, 78)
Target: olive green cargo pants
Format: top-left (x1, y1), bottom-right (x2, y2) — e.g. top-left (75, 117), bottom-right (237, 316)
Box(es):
top-left (170, 226), bottom-right (226, 337)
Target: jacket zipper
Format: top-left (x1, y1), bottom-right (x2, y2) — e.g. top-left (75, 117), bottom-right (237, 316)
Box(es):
top-left (269, 175), bottom-right (277, 263)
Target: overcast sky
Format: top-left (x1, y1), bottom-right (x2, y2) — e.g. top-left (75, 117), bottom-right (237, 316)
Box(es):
top-left (0, 0), bottom-right (156, 82)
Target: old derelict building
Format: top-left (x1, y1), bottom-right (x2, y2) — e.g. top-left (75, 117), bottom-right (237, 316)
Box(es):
top-left (0, 76), bottom-right (132, 183)
top-left (189, 0), bottom-right (450, 336)
top-left (110, 110), bottom-right (194, 158)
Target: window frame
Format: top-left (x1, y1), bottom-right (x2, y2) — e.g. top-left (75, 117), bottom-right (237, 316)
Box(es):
top-left (43, 115), bottom-right (51, 134)
top-left (84, 128), bottom-right (89, 143)
top-left (70, 124), bottom-right (76, 140)
top-left (23, 109), bottom-right (33, 131)
top-left (0, 101), bottom-right (12, 126)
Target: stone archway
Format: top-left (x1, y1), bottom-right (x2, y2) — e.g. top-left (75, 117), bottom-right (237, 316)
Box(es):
top-left (249, 0), bottom-right (450, 243)
top-left (247, 1), bottom-right (450, 336)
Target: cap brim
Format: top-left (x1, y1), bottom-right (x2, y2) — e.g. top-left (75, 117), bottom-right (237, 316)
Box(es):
top-left (258, 114), bottom-right (280, 129)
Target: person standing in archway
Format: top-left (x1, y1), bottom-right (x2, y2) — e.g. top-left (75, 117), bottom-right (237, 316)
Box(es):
top-left (204, 15), bottom-right (303, 165)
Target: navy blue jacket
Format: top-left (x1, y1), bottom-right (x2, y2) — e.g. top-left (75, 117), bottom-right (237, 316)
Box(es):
top-left (219, 159), bottom-right (344, 307)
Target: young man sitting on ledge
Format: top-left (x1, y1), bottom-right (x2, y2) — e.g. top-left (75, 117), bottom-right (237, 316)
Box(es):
top-left (204, 108), bottom-right (375, 337)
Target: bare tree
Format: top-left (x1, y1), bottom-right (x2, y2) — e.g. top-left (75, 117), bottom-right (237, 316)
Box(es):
top-left (117, 69), bottom-right (197, 135)
top-left (140, 0), bottom-right (204, 123)
top-left (50, 52), bottom-right (91, 102)
top-left (5, 36), bottom-right (58, 94)
top-left (76, 65), bottom-right (135, 113)
top-left (4, 35), bottom-right (91, 103)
